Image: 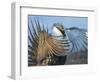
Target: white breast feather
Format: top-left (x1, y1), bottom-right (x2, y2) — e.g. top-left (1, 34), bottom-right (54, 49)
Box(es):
top-left (52, 27), bottom-right (62, 36)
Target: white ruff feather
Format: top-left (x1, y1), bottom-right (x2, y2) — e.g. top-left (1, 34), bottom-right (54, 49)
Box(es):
top-left (52, 27), bottom-right (63, 36)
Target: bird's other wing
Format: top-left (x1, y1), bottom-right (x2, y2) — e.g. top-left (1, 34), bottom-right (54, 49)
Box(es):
top-left (65, 27), bottom-right (88, 54)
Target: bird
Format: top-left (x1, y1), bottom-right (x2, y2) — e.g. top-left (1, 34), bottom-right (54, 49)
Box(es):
top-left (28, 19), bottom-right (88, 66)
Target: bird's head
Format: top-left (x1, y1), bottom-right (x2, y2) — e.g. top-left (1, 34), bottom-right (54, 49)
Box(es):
top-left (52, 23), bottom-right (66, 37)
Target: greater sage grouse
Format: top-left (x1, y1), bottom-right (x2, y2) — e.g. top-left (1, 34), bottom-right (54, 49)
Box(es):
top-left (28, 19), bottom-right (88, 66)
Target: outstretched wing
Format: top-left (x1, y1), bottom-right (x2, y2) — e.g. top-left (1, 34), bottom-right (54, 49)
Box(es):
top-left (28, 19), bottom-right (70, 66)
top-left (65, 27), bottom-right (88, 54)
top-left (28, 19), bottom-right (40, 66)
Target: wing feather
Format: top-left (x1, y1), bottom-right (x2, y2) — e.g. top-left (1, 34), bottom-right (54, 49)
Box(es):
top-left (65, 27), bottom-right (88, 54)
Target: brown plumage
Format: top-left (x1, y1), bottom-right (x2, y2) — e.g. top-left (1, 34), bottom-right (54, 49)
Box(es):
top-left (28, 19), bottom-right (70, 66)
top-left (33, 31), bottom-right (69, 65)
